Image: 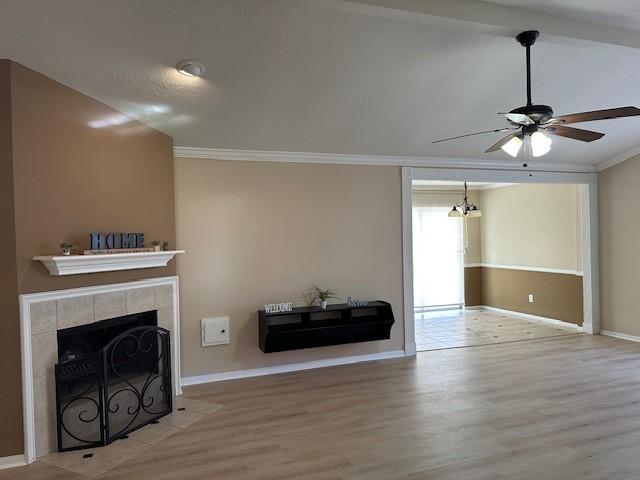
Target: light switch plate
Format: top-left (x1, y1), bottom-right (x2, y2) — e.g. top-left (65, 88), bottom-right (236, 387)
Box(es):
top-left (202, 316), bottom-right (230, 346)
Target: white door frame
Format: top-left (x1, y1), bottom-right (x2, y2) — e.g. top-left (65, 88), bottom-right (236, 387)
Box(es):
top-left (402, 167), bottom-right (599, 356)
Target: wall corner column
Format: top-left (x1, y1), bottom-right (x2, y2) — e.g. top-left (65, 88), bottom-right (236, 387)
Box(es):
top-left (581, 175), bottom-right (600, 334)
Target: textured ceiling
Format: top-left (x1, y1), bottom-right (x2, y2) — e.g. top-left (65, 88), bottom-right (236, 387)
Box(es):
top-left (1, 0), bottom-right (640, 167)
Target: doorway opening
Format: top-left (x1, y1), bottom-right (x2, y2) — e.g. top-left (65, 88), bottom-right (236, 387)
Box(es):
top-left (410, 179), bottom-right (586, 352)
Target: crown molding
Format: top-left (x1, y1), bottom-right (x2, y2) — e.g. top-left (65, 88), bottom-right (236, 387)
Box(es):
top-left (174, 147), bottom-right (597, 173)
top-left (597, 145), bottom-right (640, 172)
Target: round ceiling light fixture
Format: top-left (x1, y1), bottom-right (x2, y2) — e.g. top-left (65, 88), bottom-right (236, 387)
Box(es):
top-left (176, 60), bottom-right (206, 77)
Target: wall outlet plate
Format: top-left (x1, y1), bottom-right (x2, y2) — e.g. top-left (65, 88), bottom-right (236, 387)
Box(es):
top-left (528, 294), bottom-right (534, 303)
top-left (202, 316), bottom-right (230, 346)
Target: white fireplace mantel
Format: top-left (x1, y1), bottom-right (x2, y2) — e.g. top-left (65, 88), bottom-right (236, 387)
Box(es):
top-left (33, 251), bottom-right (185, 276)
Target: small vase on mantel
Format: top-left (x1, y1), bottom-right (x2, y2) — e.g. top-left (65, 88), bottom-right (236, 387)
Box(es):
top-left (59, 241), bottom-right (73, 256)
top-left (320, 300), bottom-right (328, 310)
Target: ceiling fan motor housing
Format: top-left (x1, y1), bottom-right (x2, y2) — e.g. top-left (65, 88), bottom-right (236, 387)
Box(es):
top-left (508, 105), bottom-right (554, 125)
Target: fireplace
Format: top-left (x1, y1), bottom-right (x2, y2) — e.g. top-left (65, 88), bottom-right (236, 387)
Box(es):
top-left (55, 310), bottom-right (172, 452)
top-left (19, 277), bottom-right (181, 462)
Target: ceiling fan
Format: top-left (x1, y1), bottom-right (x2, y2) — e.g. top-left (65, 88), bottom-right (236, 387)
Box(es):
top-left (433, 30), bottom-right (640, 164)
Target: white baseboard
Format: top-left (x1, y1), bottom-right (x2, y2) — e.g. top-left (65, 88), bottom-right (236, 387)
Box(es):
top-left (181, 350), bottom-right (406, 387)
top-left (600, 330), bottom-right (640, 343)
top-left (467, 305), bottom-right (583, 331)
top-left (0, 454), bottom-right (26, 470)
top-left (415, 304), bottom-right (463, 313)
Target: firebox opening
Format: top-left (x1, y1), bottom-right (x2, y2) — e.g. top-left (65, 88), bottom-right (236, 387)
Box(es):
top-left (57, 310), bottom-right (158, 363)
top-left (55, 310), bottom-right (172, 452)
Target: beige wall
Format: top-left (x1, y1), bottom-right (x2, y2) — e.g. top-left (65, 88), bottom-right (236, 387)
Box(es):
top-left (482, 268), bottom-right (583, 324)
top-left (412, 190), bottom-right (482, 264)
top-left (412, 185), bottom-right (582, 271)
top-left (0, 60), bottom-right (177, 457)
top-left (480, 184), bottom-right (582, 271)
top-left (175, 159), bottom-right (404, 377)
top-left (9, 61), bottom-right (177, 294)
top-left (599, 154), bottom-right (640, 335)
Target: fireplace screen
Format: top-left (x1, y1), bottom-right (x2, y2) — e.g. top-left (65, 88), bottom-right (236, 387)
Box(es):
top-left (55, 312), bottom-right (172, 452)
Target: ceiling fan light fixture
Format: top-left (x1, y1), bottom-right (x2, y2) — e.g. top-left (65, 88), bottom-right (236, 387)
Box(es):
top-left (501, 136), bottom-right (524, 157)
top-left (530, 131), bottom-right (552, 157)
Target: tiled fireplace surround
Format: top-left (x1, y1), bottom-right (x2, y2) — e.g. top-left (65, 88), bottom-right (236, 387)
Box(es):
top-left (19, 276), bottom-right (181, 464)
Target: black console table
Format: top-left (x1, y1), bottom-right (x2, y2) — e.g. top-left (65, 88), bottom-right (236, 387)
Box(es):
top-left (258, 301), bottom-right (394, 353)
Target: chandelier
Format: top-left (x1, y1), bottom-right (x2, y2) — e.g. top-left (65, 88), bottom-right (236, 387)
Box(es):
top-left (448, 182), bottom-right (482, 218)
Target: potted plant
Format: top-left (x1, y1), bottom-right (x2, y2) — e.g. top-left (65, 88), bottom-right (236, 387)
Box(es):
top-left (59, 241), bottom-right (74, 256)
top-left (308, 285), bottom-right (339, 310)
top-left (150, 240), bottom-right (161, 252)
top-left (162, 240), bottom-right (169, 251)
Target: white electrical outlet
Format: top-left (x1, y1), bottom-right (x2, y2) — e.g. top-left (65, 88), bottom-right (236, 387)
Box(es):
top-left (202, 316), bottom-right (230, 346)
top-left (528, 294), bottom-right (534, 303)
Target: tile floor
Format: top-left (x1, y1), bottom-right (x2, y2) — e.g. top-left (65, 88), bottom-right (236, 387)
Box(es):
top-left (415, 308), bottom-right (580, 351)
top-left (38, 396), bottom-right (223, 478)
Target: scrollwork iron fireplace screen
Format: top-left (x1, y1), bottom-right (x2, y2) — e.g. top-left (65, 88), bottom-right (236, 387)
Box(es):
top-left (55, 312), bottom-right (172, 452)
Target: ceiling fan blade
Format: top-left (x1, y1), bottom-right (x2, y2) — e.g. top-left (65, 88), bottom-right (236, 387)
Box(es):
top-left (485, 133), bottom-right (518, 153)
top-left (503, 113), bottom-right (534, 125)
top-left (544, 125), bottom-right (604, 142)
top-left (548, 106), bottom-right (640, 125)
top-left (432, 128), bottom-right (515, 144)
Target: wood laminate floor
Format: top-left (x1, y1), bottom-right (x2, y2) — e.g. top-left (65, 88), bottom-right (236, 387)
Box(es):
top-left (4, 334), bottom-right (640, 479)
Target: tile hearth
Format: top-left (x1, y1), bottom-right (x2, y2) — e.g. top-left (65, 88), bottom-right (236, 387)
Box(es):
top-left (38, 397), bottom-right (223, 478)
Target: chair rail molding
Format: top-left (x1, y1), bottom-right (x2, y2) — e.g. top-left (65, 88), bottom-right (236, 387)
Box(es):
top-left (464, 263), bottom-right (583, 276)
